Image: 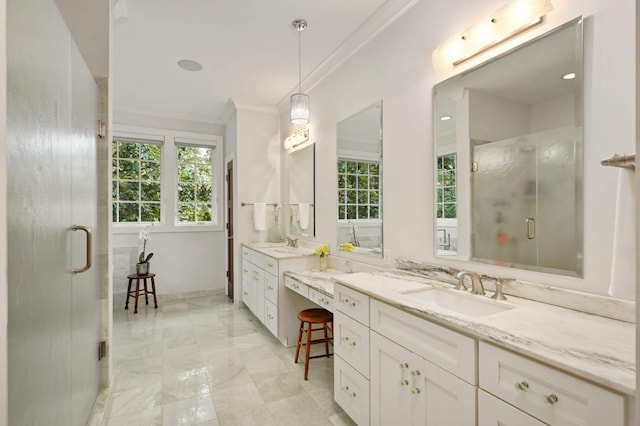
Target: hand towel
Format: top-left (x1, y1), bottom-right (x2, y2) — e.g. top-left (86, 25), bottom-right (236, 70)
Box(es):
top-left (253, 203), bottom-right (266, 231)
top-left (298, 203), bottom-right (309, 230)
top-left (608, 168), bottom-right (636, 299)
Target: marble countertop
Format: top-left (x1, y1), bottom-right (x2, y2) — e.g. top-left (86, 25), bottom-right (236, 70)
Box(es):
top-left (244, 242), bottom-right (315, 259)
top-left (333, 270), bottom-right (635, 396)
top-left (283, 269), bottom-right (347, 297)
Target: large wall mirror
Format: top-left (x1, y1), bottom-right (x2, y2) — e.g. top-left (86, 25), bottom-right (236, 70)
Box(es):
top-left (288, 144), bottom-right (315, 237)
top-left (337, 101), bottom-right (383, 256)
top-left (433, 18), bottom-right (583, 277)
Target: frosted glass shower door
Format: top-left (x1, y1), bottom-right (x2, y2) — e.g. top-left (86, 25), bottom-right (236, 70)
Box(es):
top-left (471, 138), bottom-right (538, 267)
top-left (471, 127), bottom-right (578, 272)
top-left (7, 0), bottom-right (100, 424)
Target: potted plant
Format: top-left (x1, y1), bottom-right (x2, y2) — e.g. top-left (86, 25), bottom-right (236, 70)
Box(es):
top-left (137, 225), bottom-right (154, 275)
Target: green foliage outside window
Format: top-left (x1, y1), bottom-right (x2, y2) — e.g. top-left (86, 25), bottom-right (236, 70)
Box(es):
top-left (112, 140), bottom-right (161, 223)
top-left (337, 159), bottom-right (380, 220)
top-left (177, 145), bottom-right (214, 223)
top-left (436, 154), bottom-right (457, 219)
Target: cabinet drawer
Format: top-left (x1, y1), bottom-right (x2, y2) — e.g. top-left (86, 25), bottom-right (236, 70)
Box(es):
top-left (309, 288), bottom-right (333, 312)
top-left (479, 342), bottom-right (624, 426)
top-left (264, 272), bottom-right (278, 304)
top-left (264, 300), bottom-right (278, 336)
top-left (334, 284), bottom-right (369, 326)
top-left (242, 260), bottom-right (251, 284)
top-left (478, 389), bottom-right (544, 426)
top-left (334, 355), bottom-right (370, 426)
top-left (263, 255), bottom-right (277, 275)
top-left (242, 246), bottom-right (252, 260)
top-left (334, 310), bottom-right (369, 378)
top-left (249, 249), bottom-right (263, 266)
top-left (370, 299), bottom-right (476, 384)
top-left (285, 276), bottom-right (308, 298)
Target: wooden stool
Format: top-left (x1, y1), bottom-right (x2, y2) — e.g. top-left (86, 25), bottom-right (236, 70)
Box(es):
top-left (294, 308), bottom-right (333, 380)
top-left (125, 273), bottom-right (158, 314)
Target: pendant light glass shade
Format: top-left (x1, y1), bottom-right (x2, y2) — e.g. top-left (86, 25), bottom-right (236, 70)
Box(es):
top-left (290, 93), bottom-right (310, 125)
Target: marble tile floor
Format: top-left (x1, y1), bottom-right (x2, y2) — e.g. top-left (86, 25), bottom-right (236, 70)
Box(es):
top-left (106, 290), bottom-right (356, 426)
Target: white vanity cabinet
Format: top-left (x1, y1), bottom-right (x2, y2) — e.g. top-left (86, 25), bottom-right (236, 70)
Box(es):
top-left (478, 390), bottom-right (545, 426)
top-left (333, 284), bottom-right (476, 426)
top-left (479, 342), bottom-right (625, 426)
top-left (333, 284), bottom-right (371, 426)
top-left (369, 300), bottom-right (476, 426)
top-left (241, 245), bottom-right (317, 346)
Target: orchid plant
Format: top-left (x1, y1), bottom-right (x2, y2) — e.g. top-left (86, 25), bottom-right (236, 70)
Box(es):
top-left (138, 224), bottom-right (154, 264)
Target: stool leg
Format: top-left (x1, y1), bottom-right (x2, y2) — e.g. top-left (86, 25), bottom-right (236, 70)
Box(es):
top-left (304, 321), bottom-right (312, 380)
top-left (125, 278), bottom-right (132, 310)
top-left (323, 322), bottom-right (330, 358)
top-left (151, 277), bottom-right (158, 308)
top-left (294, 320), bottom-right (304, 363)
top-left (143, 278), bottom-right (149, 305)
top-left (134, 279), bottom-right (140, 314)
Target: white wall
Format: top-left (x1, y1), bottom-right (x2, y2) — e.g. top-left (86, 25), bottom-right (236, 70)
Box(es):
top-left (232, 104), bottom-right (281, 303)
top-left (281, 0), bottom-right (635, 297)
top-left (111, 115), bottom-right (227, 302)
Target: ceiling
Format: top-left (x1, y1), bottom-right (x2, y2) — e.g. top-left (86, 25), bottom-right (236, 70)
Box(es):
top-left (110, 0), bottom-right (417, 123)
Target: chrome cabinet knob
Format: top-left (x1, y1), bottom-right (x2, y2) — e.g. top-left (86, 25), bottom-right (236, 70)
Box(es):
top-left (544, 394), bottom-right (559, 405)
top-left (515, 381), bottom-right (529, 392)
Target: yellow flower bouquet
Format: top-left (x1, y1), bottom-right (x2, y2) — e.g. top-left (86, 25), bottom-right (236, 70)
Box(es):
top-left (315, 244), bottom-right (329, 271)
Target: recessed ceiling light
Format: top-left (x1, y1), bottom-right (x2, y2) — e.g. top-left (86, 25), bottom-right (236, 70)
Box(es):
top-left (177, 59), bottom-right (203, 72)
top-left (440, 115), bottom-right (452, 121)
top-left (562, 72), bottom-right (575, 80)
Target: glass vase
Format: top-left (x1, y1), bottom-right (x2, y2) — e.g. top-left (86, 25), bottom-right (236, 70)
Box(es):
top-left (319, 255), bottom-right (327, 272)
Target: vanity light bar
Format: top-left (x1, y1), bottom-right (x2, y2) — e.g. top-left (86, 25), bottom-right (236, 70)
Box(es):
top-left (432, 0), bottom-right (553, 69)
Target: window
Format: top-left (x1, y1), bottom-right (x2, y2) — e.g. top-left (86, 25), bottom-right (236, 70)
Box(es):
top-left (176, 144), bottom-right (215, 224)
top-left (436, 153), bottom-right (456, 219)
top-left (112, 139), bottom-right (162, 223)
top-left (337, 159), bottom-right (380, 220)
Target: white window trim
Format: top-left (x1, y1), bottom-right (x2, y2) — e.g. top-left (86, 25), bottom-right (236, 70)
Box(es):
top-left (112, 124), bottom-right (224, 234)
top-left (337, 156), bottom-right (382, 222)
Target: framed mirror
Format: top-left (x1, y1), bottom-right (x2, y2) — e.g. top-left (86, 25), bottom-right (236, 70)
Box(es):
top-left (288, 144), bottom-right (315, 237)
top-left (433, 18), bottom-right (583, 277)
top-left (337, 101), bottom-right (383, 256)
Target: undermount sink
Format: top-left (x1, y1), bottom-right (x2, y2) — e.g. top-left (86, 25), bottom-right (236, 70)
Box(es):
top-left (398, 288), bottom-right (516, 318)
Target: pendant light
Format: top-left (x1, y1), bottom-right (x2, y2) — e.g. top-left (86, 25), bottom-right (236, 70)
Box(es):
top-left (290, 19), bottom-right (309, 125)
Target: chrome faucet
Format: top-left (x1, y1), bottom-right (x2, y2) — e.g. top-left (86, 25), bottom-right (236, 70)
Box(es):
top-left (282, 236), bottom-right (298, 248)
top-left (455, 271), bottom-right (485, 295)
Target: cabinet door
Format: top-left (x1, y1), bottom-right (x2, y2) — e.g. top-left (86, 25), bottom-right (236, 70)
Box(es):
top-left (419, 358), bottom-right (476, 425)
top-left (370, 331), bottom-right (423, 426)
top-left (479, 390), bottom-right (545, 426)
top-left (335, 356), bottom-right (370, 426)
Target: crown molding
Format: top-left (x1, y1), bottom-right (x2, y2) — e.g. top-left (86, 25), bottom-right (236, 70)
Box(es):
top-left (276, 0), bottom-right (419, 115)
top-left (114, 104), bottom-right (226, 126)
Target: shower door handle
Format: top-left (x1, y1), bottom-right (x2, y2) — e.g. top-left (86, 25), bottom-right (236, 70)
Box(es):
top-left (525, 217), bottom-right (536, 240)
top-left (72, 225), bottom-right (92, 273)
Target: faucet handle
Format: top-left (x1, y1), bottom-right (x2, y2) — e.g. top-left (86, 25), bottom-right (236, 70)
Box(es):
top-left (454, 271), bottom-right (468, 291)
top-left (491, 279), bottom-right (507, 300)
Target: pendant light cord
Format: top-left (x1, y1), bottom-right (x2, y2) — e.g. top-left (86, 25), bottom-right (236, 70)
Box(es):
top-left (298, 26), bottom-right (302, 94)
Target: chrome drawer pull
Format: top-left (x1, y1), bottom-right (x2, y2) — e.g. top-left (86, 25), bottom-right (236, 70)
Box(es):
top-left (515, 381), bottom-right (529, 392)
top-left (544, 394), bottom-right (559, 405)
top-left (411, 388), bottom-right (421, 395)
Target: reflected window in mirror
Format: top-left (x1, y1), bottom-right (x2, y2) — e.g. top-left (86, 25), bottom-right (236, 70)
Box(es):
top-left (433, 18), bottom-right (583, 277)
top-left (436, 153), bottom-right (457, 254)
top-left (337, 101), bottom-right (383, 256)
